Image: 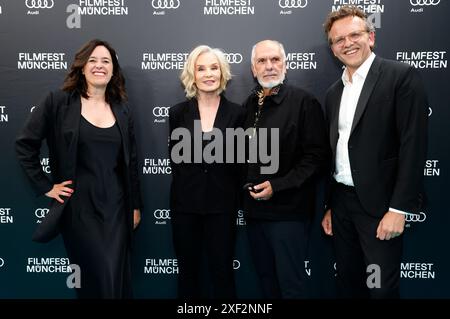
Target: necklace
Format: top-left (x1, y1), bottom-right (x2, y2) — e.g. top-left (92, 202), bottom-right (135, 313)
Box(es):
top-left (252, 88), bottom-right (267, 137)
top-left (256, 89), bottom-right (265, 106)
top-left (251, 85), bottom-right (281, 137)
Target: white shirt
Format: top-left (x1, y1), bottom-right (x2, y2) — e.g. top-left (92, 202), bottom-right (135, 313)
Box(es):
top-left (334, 52), bottom-right (406, 215)
top-left (334, 52), bottom-right (375, 186)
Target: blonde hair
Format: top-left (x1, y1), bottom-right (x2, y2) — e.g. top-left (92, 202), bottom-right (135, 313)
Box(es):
top-left (180, 45), bottom-right (232, 99)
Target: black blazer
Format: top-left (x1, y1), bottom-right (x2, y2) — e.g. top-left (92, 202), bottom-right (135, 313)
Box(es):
top-left (16, 90), bottom-right (142, 242)
top-left (325, 56), bottom-right (428, 217)
top-left (168, 95), bottom-right (246, 215)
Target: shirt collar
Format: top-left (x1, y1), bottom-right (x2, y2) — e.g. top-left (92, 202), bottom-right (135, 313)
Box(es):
top-left (341, 52), bottom-right (376, 86)
top-left (252, 83), bottom-right (286, 105)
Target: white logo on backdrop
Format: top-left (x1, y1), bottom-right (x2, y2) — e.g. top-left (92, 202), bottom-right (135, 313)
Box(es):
top-left (26, 0), bottom-right (54, 9)
top-left (279, 0), bottom-right (307, 9)
top-left (410, 0), bottom-right (440, 6)
top-left (152, 0), bottom-right (180, 9)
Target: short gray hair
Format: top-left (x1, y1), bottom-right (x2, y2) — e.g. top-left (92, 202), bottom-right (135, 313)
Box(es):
top-left (250, 40), bottom-right (287, 66)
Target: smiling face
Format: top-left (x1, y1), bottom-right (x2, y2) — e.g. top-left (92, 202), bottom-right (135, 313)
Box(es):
top-left (329, 16), bottom-right (375, 77)
top-left (82, 45), bottom-right (113, 91)
top-left (194, 51), bottom-right (222, 96)
top-left (251, 40), bottom-right (286, 89)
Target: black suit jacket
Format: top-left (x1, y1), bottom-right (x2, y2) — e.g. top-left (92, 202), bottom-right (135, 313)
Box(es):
top-left (16, 90), bottom-right (142, 242)
top-left (168, 95), bottom-right (246, 215)
top-left (325, 56), bottom-right (428, 217)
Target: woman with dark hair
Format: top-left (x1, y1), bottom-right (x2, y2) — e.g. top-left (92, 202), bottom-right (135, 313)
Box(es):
top-left (16, 39), bottom-right (142, 299)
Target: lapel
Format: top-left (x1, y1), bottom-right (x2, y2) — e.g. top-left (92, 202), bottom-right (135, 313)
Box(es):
top-left (329, 82), bottom-right (344, 156)
top-left (212, 95), bottom-right (230, 133)
top-left (183, 95), bottom-right (230, 133)
top-left (111, 101), bottom-right (130, 165)
top-left (184, 99), bottom-right (200, 134)
top-left (350, 56), bottom-right (382, 136)
top-left (60, 92), bottom-right (81, 177)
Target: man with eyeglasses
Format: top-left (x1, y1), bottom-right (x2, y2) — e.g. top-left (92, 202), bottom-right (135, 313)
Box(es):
top-left (242, 40), bottom-right (329, 298)
top-left (321, 6), bottom-right (428, 298)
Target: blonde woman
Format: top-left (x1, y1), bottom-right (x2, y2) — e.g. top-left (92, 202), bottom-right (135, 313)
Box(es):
top-left (168, 45), bottom-right (245, 298)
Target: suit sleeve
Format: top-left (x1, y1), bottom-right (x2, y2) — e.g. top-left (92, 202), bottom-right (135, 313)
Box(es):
top-left (270, 96), bottom-right (330, 192)
top-left (168, 104), bottom-right (184, 170)
top-left (15, 92), bottom-right (54, 196)
top-left (323, 90), bottom-right (337, 212)
top-left (168, 106), bottom-right (176, 167)
top-left (390, 67), bottom-right (428, 213)
top-left (234, 105), bottom-right (248, 208)
top-left (127, 105), bottom-right (143, 209)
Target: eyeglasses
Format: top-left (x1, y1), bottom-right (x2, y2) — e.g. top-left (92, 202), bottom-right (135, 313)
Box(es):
top-left (329, 30), bottom-right (369, 48)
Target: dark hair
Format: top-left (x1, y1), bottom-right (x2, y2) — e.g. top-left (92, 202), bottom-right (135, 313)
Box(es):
top-left (62, 39), bottom-right (127, 103)
top-left (323, 5), bottom-right (375, 43)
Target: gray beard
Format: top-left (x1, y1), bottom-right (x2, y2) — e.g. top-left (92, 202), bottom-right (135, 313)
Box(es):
top-left (257, 74), bottom-right (285, 89)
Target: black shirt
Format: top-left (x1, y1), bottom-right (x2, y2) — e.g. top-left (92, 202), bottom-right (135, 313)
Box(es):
top-left (243, 84), bottom-right (330, 220)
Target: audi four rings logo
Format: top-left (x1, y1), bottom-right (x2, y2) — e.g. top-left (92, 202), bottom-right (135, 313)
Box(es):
top-left (25, 0), bottom-right (54, 9)
top-left (152, 0), bottom-right (180, 9)
top-left (0, 258), bottom-right (4, 268)
top-left (233, 260), bottom-right (240, 270)
top-left (428, 107), bottom-right (432, 116)
top-left (405, 212), bottom-right (427, 222)
top-left (279, 0), bottom-right (308, 9)
top-left (154, 209), bottom-right (171, 219)
top-left (153, 107), bottom-right (170, 117)
top-left (410, 0), bottom-right (440, 5)
top-left (35, 208), bottom-right (49, 219)
top-left (225, 53), bottom-right (243, 64)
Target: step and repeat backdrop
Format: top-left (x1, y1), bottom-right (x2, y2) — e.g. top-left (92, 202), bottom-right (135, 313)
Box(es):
top-left (0, 0), bottom-right (448, 299)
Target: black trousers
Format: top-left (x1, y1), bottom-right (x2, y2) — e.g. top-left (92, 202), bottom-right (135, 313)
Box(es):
top-left (331, 182), bottom-right (403, 299)
top-left (246, 219), bottom-right (310, 299)
top-left (171, 212), bottom-right (236, 299)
